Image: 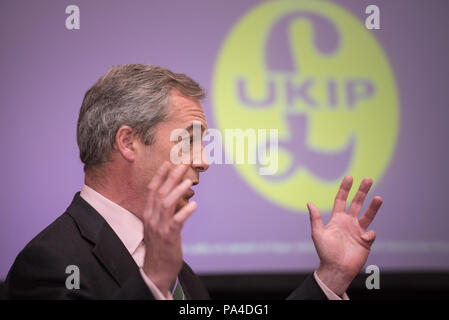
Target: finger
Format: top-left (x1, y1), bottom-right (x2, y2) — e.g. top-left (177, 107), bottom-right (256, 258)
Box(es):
top-left (332, 175), bottom-right (353, 216)
top-left (173, 200), bottom-right (197, 226)
top-left (158, 164), bottom-right (189, 196)
top-left (144, 161), bottom-right (171, 219)
top-left (361, 230), bottom-right (376, 246)
top-left (347, 177), bottom-right (373, 217)
top-left (161, 179), bottom-right (193, 220)
top-left (359, 196), bottom-right (383, 229)
top-left (307, 202), bottom-right (324, 232)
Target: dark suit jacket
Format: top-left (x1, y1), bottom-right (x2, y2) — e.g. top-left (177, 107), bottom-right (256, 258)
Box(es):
top-left (4, 193), bottom-right (327, 300)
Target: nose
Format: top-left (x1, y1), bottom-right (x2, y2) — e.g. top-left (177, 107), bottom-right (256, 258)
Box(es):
top-left (192, 146), bottom-right (210, 173)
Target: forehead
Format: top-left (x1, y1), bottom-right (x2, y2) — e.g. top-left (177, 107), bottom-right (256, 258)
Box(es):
top-left (166, 90), bottom-right (208, 130)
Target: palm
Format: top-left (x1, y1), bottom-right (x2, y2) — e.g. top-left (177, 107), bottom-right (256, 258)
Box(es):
top-left (308, 176), bottom-right (383, 283)
top-left (315, 211), bottom-right (371, 277)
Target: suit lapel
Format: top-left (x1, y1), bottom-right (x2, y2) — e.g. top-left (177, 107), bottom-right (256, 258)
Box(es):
top-left (66, 192), bottom-right (141, 288)
top-left (66, 192), bottom-right (197, 298)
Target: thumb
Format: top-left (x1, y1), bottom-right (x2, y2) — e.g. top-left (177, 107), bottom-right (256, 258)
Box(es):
top-left (361, 230), bottom-right (376, 245)
top-left (307, 202), bottom-right (324, 231)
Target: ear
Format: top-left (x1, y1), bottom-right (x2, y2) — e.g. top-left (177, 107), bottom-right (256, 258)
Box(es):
top-left (115, 125), bottom-right (138, 163)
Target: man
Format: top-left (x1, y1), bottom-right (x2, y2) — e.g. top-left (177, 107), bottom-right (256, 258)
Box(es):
top-left (4, 64), bottom-right (382, 299)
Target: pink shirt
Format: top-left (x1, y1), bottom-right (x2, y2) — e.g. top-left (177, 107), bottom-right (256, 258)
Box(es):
top-left (80, 184), bottom-right (348, 300)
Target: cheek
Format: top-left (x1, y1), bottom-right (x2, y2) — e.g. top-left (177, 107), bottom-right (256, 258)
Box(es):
top-left (136, 143), bottom-right (171, 180)
top-left (134, 149), bottom-right (158, 186)
top-left (152, 133), bottom-right (176, 160)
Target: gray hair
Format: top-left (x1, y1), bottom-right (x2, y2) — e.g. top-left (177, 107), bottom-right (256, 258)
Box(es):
top-left (77, 64), bottom-right (205, 172)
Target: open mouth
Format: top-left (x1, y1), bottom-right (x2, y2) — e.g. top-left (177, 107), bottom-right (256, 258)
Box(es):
top-left (184, 180), bottom-right (198, 200)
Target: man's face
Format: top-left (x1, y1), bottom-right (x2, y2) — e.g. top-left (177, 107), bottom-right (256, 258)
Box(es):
top-left (134, 89), bottom-right (209, 211)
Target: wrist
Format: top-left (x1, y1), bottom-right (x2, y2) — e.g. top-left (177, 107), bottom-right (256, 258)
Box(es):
top-left (316, 264), bottom-right (353, 296)
top-left (142, 264), bottom-right (171, 295)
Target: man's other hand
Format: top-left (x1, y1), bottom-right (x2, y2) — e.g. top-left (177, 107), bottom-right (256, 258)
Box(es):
top-left (307, 176), bottom-right (383, 296)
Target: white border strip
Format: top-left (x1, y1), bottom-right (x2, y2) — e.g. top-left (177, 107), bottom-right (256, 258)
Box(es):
top-left (183, 241), bottom-right (449, 255)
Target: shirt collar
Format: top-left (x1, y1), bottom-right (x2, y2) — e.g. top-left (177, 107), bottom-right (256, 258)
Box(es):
top-left (80, 184), bottom-right (144, 255)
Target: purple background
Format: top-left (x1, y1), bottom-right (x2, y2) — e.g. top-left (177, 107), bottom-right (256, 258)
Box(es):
top-left (1, 0), bottom-right (449, 278)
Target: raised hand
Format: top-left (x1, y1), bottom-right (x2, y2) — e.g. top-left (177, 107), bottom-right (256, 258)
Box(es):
top-left (141, 161), bottom-right (197, 296)
top-left (307, 176), bottom-right (383, 296)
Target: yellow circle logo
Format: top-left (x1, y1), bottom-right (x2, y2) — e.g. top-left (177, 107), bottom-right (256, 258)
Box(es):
top-left (212, 0), bottom-right (399, 212)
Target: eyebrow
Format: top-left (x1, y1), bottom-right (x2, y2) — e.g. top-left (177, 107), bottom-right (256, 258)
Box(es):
top-left (184, 123), bottom-right (207, 133)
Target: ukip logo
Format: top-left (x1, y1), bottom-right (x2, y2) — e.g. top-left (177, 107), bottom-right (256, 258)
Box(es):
top-left (212, 0), bottom-right (399, 213)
